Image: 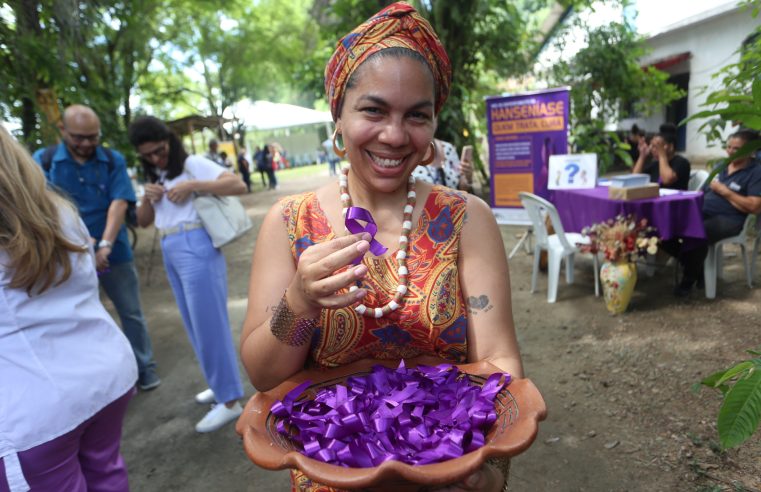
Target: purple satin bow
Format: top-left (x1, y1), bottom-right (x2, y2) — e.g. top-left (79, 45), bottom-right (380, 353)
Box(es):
top-left (345, 206), bottom-right (387, 265)
top-left (271, 361), bottom-right (512, 467)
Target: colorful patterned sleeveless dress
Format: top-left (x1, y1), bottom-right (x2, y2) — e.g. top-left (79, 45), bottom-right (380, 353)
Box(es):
top-left (280, 186), bottom-right (469, 491)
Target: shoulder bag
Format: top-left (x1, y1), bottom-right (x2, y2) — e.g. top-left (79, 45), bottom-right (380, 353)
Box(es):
top-left (185, 167), bottom-right (253, 248)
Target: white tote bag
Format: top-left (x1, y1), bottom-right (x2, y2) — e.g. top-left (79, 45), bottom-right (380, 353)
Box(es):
top-left (192, 193), bottom-right (253, 248)
top-left (185, 167), bottom-right (253, 248)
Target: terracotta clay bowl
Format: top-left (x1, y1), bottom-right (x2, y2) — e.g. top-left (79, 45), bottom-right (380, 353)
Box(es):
top-left (236, 356), bottom-right (546, 490)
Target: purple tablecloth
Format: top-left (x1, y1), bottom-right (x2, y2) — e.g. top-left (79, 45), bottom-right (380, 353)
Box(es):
top-left (551, 187), bottom-right (706, 242)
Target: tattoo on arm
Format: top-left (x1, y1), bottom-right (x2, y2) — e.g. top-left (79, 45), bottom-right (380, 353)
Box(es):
top-left (467, 294), bottom-right (493, 316)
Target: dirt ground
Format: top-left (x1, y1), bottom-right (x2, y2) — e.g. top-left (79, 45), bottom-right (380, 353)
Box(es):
top-left (116, 167), bottom-right (761, 491)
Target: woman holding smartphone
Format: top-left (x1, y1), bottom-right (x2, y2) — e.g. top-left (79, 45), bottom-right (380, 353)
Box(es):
top-left (411, 139), bottom-right (474, 192)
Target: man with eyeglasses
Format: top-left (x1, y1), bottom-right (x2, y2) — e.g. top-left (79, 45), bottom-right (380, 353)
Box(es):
top-left (34, 104), bottom-right (160, 391)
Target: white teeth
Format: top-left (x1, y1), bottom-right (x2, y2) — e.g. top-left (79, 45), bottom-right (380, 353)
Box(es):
top-left (369, 152), bottom-right (403, 168)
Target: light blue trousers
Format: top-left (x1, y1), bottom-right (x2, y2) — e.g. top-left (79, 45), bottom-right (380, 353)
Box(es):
top-left (161, 227), bottom-right (243, 403)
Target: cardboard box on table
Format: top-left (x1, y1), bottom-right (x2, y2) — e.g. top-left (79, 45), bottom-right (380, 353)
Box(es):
top-left (608, 183), bottom-right (660, 200)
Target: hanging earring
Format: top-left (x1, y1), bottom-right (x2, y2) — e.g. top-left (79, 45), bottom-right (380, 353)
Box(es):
top-left (332, 129), bottom-right (346, 158)
top-left (420, 141), bottom-right (436, 165)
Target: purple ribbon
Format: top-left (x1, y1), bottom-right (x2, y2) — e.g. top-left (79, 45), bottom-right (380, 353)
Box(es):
top-left (272, 361), bottom-right (512, 467)
top-left (344, 207), bottom-right (387, 265)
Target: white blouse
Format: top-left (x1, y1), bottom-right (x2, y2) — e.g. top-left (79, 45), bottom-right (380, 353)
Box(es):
top-left (0, 208), bottom-right (137, 492)
top-left (412, 140), bottom-right (462, 189)
top-left (152, 155), bottom-right (226, 230)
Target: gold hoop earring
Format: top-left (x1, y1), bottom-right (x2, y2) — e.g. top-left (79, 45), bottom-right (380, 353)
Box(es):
top-left (332, 129), bottom-right (346, 158)
top-left (420, 141), bottom-right (436, 165)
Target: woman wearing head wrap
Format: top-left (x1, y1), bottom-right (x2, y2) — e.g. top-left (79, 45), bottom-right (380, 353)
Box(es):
top-left (241, 3), bottom-right (523, 490)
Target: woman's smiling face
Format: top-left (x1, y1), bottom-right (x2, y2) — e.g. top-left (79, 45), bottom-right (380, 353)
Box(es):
top-left (336, 53), bottom-right (436, 193)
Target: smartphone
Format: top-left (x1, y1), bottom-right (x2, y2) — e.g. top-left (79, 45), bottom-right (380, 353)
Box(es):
top-left (460, 145), bottom-right (473, 162)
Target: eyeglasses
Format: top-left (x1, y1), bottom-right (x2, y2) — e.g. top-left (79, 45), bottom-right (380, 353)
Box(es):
top-left (66, 131), bottom-right (101, 144)
top-left (138, 142), bottom-right (169, 161)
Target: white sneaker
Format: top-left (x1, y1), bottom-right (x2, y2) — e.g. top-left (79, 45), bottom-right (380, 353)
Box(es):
top-left (195, 388), bottom-right (216, 404)
top-left (195, 402), bottom-right (242, 433)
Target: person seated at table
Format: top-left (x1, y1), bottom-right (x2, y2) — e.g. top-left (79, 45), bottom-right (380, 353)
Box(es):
top-left (626, 124), bottom-right (646, 164)
top-left (240, 3), bottom-right (523, 491)
top-left (632, 123), bottom-right (691, 190)
top-left (668, 129), bottom-right (761, 296)
top-left (411, 138), bottom-right (474, 192)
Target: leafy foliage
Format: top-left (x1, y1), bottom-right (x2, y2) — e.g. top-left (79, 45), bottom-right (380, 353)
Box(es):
top-left (547, 14), bottom-right (684, 174)
top-left (682, 0), bottom-right (761, 183)
top-left (422, 1), bottom-right (539, 182)
top-left (161, 0), bottom-right (316, 116)
top-left (0, 0), bottom-right (167, 151)
top-left (685, 2), bottom-right (761, 453)
top-left (1, 0), bottom-right (549, 176)
top-left (0, 0), bottom-right (316, 153)
top-left (700, 348), bottom-right (761, 449)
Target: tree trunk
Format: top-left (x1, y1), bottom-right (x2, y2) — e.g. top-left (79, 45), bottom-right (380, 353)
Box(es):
top-left (20, 97), bottom-right (37, 145)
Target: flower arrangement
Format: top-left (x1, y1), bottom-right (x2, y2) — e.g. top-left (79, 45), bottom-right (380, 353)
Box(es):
top-left (578, 214), bottom-right (659, 262)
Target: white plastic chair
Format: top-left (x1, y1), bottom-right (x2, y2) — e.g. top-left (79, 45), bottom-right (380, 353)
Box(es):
top-left (703, 214), bottom-right (760, 299)
top-left (518, 192), bottom-right (600, 303)
top-left (689, 170), bottom-right (709, 191)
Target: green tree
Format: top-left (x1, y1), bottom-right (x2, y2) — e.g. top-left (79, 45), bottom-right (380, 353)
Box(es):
top-left (422, 1), bottom-right (539, 184)
top-left (0, 0), bottom-right (167, 152)
top-left (1, 0), bottom-right (74, 143)
top-left (0, 0), bottom-right (316, 153)
top-left (547, 15), bottom-right (684, 173)
top-left (690, 3), bottom-right (761, 451)
top-left (156, 0), bottom-right (317, 146)
top-left (682, 0), bottom-right (761, 182)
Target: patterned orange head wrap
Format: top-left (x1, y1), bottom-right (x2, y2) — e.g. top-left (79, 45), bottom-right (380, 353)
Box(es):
top-left (324, 2), bottom-right (452, 121)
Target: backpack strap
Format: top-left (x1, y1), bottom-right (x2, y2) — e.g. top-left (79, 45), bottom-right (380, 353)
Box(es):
top-left (40, 145), bottom-right (58, 172)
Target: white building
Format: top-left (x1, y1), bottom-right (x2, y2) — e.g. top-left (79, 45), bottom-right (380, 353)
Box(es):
top-left (534, 1), bottom-right (759, 164)
top-left (623, 2), bottom-right (760, 163)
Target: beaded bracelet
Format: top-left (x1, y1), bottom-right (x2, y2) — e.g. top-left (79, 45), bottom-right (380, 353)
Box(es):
top-left (270, 292), bottom-right (317, 347)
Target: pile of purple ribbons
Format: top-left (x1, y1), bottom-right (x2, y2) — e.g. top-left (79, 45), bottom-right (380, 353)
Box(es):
top-left (270, 361), bottom-right (512, 467)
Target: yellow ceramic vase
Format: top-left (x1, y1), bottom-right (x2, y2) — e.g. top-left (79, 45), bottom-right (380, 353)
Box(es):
top-left (599, 261), bottom-right (637, 314)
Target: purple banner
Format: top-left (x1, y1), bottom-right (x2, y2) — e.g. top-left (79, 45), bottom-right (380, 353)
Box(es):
top-left (486, 88), bottom-right (569, 223)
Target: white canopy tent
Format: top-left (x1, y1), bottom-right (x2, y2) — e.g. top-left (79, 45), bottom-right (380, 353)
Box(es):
top-left (226, 99), bottom-right (333, 131)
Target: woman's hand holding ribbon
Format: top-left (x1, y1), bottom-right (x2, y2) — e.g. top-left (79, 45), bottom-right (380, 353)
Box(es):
top-left (286, 232), bottom-right (372, 319)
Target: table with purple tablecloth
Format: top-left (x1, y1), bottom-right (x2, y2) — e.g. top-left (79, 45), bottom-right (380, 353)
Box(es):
top-left (551, 187), bottom-right (706, 243)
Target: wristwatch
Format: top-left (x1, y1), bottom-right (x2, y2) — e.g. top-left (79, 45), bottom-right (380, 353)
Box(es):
top-left (98, 239), bottom-right (113, 250)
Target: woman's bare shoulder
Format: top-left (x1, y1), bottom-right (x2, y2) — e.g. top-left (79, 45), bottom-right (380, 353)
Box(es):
top-left (462, 193), bottom-right (496, 225)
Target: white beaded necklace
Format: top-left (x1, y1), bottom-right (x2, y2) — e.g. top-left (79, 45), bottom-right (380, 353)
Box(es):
top-left (339, 167), bottom-right (416, 318)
